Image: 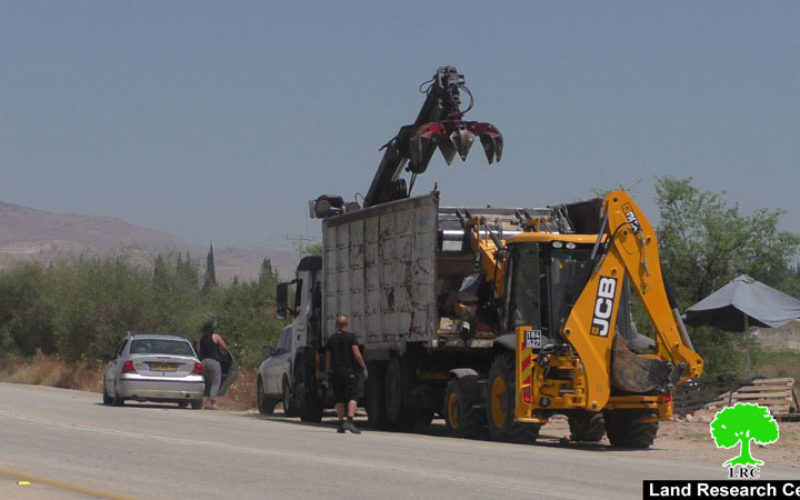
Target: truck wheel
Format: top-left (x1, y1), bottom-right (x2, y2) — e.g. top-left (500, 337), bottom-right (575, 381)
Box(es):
top-left (257, 378), bottom-right (277, 415)
top-left (384, 358), bottom-right (404, 427)
top-left (568, 410), bottom-right (605, 442)
top-left (300, 391), bottom-right (323, 423)
top-left (444, 375), bottom-right (486, 439)
top-left (365, 362), bottom-right (388, 429)
top-left (486, 353), bottom-right (539, 443)
top-left (604, 409), bottom-right (658, 449)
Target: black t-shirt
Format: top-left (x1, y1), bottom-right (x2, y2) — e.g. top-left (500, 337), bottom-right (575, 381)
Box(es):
top-left (198, 333), bottom-right (219, 361)
top-left (325, 330), bottom-right (358, 371)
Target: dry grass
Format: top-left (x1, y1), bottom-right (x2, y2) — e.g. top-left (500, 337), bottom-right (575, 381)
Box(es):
top-left (0, 353), bottom-right (259, 411)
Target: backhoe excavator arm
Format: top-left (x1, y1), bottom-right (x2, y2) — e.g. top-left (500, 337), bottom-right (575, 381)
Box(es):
top-left (560, 190), bottom-right (704, 410)
top-left (363, 66), bottom-right (502, 208)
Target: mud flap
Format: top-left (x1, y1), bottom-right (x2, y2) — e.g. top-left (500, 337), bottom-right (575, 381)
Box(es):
top-left (610, 335), bottom-right (673, 393)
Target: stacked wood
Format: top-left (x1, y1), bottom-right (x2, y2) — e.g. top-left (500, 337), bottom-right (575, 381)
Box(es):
top-left (704, 377), bottom-right (798, 420)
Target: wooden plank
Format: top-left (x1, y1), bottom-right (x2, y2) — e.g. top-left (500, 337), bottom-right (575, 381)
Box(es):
top-left (751, 377), bottom-right (795, 385)
top-left (732, 390), bottom-right (793, 399)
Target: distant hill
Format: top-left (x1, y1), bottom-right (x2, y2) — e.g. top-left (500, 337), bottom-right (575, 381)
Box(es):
top-left (0, 201), bottom-right (299, 282)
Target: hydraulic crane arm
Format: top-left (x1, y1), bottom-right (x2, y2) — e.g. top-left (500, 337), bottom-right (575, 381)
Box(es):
top-left (363, 66), bottom-right (503, 208)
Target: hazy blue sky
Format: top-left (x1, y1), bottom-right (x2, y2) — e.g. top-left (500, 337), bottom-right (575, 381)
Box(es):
top-left (2, 2), bottom-right (798, 250)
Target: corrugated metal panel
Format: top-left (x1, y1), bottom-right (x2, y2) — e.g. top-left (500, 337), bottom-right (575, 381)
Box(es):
top-left (322, 194), bottom-right (438, 352)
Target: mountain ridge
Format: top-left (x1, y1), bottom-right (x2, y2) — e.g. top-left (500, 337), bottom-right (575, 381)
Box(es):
top-left (0, 201), bottom-right (299, 283)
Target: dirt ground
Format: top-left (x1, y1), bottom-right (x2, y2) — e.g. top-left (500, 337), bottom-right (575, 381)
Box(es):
top-left (533, 412), bottom-right (800, 471)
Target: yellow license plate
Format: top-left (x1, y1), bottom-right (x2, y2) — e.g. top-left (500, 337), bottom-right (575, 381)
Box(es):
top-left (151, 363), bottom-right (177, 372)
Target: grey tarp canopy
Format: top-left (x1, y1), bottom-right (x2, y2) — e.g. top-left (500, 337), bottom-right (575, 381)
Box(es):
top-left (684, 274), bottom-right (800, 332)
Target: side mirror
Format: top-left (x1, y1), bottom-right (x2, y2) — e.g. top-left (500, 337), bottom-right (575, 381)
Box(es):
top-left (261, 346), bottom-right (274, 358)
top-left (276, 283), bottom-right (290, 320)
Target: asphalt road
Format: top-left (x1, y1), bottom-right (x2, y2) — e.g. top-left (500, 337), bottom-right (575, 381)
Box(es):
top-left (0, 383), bottom-right (795, 500)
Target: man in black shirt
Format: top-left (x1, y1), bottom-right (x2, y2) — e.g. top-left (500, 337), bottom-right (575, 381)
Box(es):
top-left (325, 315), bottom-right (367, 434)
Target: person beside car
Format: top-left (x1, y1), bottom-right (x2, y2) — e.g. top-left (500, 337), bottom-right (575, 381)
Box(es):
top-left (325, 315), bottom-right (367, 434)
top-left (196, 321), bottom-right (229, 410)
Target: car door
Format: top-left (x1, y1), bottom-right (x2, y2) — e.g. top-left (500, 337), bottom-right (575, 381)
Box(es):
top-left (264, 326), bottom-right (292, 395)
top-left (104, 338), bottom-right (129, 395)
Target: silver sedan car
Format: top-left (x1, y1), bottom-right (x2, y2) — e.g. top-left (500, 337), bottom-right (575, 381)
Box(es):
top-left (103, 332), bottom-right (205, 409)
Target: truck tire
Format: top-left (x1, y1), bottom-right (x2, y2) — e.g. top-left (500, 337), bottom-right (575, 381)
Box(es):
top-left (568, 410), bottom-right (605, 442)
top-left (300, 398), bottom-right (323, 422)
top-left (257, 378), bottom-right (277, 415)
top-left (384, 357), bottom-right (406, 428)
top-left (365, 361), bottom-right (388, 429)
top-left (604, 409), bottom-right (659, 449)
top-left (444, 375), bottom-right (486, 439)
top-left (486, 353), bottom-right (539, 443)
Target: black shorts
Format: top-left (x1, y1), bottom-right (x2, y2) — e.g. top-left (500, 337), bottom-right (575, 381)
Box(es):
top-left (331, 369), bottom-right (357, 403)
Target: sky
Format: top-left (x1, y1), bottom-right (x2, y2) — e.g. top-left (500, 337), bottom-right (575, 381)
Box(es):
top-left (2, 2), bottom-right (798, 251)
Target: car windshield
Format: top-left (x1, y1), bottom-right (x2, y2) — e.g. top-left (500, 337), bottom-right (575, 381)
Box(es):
top-left (130, 339), bottom-right (194, 356)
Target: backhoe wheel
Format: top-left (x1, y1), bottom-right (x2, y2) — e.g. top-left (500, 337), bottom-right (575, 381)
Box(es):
top-left (486, 353), bottom-right (539, 443)
top-left (257, 377), bottom-right (277, 415)
top-left (365, 361), bottom-right (388, 429)
top-left (444, 375), bottom-right (486, 439)
top-left (567, 410), bottom-right (606, 442)
top-left (604, 409), bottom-right (659, 449)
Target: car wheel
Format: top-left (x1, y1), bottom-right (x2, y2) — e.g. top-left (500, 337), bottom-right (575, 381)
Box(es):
top-left (257, 377), bottom-right (277, 415)
top-left (112, 385), bottom-right (125, 406)
top-left (102, 383), bottom-right (113, 406)
top-left (191, 399), bottom-right (203, 410)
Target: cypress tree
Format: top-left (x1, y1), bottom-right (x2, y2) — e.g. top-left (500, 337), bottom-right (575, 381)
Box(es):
top-left (203, 242), bottom-right (217, 292)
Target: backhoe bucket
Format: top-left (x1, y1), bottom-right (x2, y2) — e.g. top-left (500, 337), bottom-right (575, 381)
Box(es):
top-left (610, 335), bottom-right (675, 394)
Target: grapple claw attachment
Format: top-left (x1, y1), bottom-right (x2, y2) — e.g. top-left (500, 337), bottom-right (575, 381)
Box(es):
top-left (438, 137), bottom-right (457, 165)
top-left (408, 120), bottom-right (502, 173)
top-left (479, 131), bottom-right (503, 164)
top-left (451, 123), bottom-right (475, 161)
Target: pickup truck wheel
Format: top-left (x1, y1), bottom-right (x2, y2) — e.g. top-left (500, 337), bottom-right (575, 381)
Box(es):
top-left (605, 409), bottom-right (658, 449)
top-left (486, 353), bottom-right (538, 443)
top-left (568, 410), bottom-right (605, 442)
top-left (444, 375), bottom-right (486, 439)
top-left (257, 378), bottom-right (277, 415)
top-left (282, 378), bottom-right (299, 417)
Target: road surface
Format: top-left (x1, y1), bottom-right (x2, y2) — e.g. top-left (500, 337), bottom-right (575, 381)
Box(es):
top-left (0, 383), bottom-right (794, 499)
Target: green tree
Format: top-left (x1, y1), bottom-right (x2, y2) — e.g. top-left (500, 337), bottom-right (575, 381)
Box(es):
top-left (653, 176), bottom-right (800, 376)
top-left (203, 243), bottom-right (217, 292)
top-left (710, 403), bottom-right (779, 466)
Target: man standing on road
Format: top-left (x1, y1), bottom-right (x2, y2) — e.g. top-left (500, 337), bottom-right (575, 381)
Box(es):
top-left (197, 321), bottom-right (229, 410)
top-left (325, 315), bottom-right (367, 434)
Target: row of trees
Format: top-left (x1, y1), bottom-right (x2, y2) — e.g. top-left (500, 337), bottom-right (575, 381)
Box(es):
top-left (0, 249), bottom-right (285, 367)
top-left (0, 177), bottom-right (798, 377)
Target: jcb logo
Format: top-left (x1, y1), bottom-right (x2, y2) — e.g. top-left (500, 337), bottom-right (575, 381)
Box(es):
top-left (590, 277), bottom-right (617, 337)
top-left (622, 202), bottom-right (642, 234)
